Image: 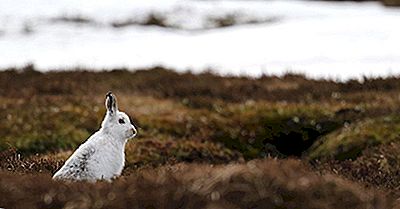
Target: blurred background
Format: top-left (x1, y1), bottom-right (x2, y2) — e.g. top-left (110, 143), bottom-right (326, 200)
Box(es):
top-left (1, 0), bottom-right (399, 80)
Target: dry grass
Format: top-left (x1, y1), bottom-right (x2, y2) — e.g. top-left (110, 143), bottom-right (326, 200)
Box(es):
top-left (0, 152), bottom-right (391, 209)
top-left (2, 67), bottom-right (400, 208)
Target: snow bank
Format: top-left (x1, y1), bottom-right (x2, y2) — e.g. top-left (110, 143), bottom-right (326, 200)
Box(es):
top-left (0, 0), bottom-right (400, 80)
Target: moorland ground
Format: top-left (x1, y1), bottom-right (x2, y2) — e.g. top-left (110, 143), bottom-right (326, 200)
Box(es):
top-left (2, 66), bottom-right (400, 208)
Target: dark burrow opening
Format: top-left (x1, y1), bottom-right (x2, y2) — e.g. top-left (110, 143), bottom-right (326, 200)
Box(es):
top-left (215, 117), bottom-right (345, 160)
top-left (267, 120), bottom-right (342, 157)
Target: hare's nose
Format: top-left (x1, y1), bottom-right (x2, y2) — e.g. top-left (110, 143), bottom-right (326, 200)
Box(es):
top-left (131, 127), bottom-right (137, 136)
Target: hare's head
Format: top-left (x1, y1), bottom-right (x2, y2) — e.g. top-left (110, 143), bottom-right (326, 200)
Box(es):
top-left (101, 92), bottom-right (137, 140)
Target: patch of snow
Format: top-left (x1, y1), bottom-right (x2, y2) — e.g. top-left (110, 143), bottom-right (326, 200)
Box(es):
top-left (0, 0), bottom-right (400, 80)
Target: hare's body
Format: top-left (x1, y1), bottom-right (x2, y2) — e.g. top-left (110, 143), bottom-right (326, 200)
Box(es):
top-left (53, 92), bottom-right (137, 182)
top-left (53, 131), bottom-right (127, 181)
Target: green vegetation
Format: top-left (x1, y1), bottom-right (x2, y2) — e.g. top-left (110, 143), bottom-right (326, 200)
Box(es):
top-left (309, 116), bottom-right (400, 160)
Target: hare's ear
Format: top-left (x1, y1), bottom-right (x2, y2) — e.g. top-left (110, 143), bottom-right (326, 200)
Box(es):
top-left (105, 91), bottom-right (118, 115)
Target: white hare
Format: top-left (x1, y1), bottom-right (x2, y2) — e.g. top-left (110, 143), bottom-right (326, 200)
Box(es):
top-left (53, 92), bottom-right (137, 182)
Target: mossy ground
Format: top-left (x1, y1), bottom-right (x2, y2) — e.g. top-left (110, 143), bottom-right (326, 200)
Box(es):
top-left (2, 67), bottom-right (400, 208)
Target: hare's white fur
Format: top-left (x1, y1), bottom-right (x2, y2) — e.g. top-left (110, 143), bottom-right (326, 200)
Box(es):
top-left (53, 92), bottom-right (137, 182)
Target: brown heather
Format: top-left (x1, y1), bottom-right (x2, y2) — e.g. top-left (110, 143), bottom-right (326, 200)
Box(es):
top-left (2, 66), bottom-right (400, 208)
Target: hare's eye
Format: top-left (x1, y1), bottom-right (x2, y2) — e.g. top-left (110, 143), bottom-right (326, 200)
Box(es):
top-left (118, 119), bottom-right (125, 124)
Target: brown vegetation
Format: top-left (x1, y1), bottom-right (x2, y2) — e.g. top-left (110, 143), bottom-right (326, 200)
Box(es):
top-left (0, 149), bottom-right (392, 209)
top-left (2, 66), bottom-right (400, 208)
